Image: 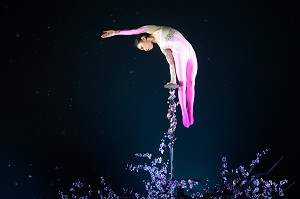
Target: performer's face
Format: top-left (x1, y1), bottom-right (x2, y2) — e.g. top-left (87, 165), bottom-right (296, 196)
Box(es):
top-left (137, 37), bottom-right (153, 51)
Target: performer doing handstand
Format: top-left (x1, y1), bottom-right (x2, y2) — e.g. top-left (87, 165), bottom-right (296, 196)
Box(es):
top-left (101, 25), bottom-right (198, 128)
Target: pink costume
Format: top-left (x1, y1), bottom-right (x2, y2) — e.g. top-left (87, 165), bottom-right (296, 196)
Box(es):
top-left (118, 26), bottom-right (198, 128)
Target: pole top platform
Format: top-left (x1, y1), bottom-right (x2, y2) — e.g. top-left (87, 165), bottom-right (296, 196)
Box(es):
top-left (164, 83), bottom-right (179, 89)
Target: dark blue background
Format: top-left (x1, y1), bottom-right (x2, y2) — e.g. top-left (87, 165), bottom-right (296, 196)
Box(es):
top-left (1, 1), bottom-right (297, 198)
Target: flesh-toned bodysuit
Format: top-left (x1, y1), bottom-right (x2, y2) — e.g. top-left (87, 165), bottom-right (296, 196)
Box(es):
top-left (118, 25), bottom-right (198, 128)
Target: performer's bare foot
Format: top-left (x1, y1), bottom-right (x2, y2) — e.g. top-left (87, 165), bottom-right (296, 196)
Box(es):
top-left (189, 118), bottom-right (194, 126)
top-left (182, 113), bottom-right (190, 128)
top-left (187, 108), bottom-right (194, 125)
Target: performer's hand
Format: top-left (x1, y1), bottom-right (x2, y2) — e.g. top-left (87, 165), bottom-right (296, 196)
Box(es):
top-left (167, 81), bottom-right (177, 85)
top-left (101, 30), bottom-right (116, 38)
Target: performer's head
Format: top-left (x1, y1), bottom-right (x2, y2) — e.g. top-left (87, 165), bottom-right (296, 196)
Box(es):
top-left (134, 33), bottom-right (154, 51)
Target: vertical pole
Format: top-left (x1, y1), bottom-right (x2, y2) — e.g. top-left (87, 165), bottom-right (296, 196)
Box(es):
top-left (170, 140), bottom-right (174, 179)
top-left (164, 84), bottom-right (179, 180)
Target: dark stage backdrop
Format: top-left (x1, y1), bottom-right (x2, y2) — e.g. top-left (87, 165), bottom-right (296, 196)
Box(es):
top-left (1, 1), bottom-right (297, 198)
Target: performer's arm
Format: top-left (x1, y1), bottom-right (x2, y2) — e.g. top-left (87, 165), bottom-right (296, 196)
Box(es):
top-left (162, 49), bottom-right (176, 84)
top-left (101, 25), bottom-right (160, 38)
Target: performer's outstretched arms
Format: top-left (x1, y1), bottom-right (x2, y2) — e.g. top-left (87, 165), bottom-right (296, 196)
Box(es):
top-left (101, 28), bottom-right (144, 38)
top-left (162, 49), bottom-right (177, 84)
top-left (101, 25), bottom-right (160, 38)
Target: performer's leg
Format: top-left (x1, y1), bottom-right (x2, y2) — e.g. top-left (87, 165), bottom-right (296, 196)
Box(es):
top-left (186, 52), bottom-right (198, 125)
top-left (173, 53), bottom-right (190, 128)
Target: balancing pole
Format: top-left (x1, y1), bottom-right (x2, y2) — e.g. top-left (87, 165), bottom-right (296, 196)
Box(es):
top-left (164, 83), bottom-right (193, 199)
top-left (164, 83), bottom-right (179, 180)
